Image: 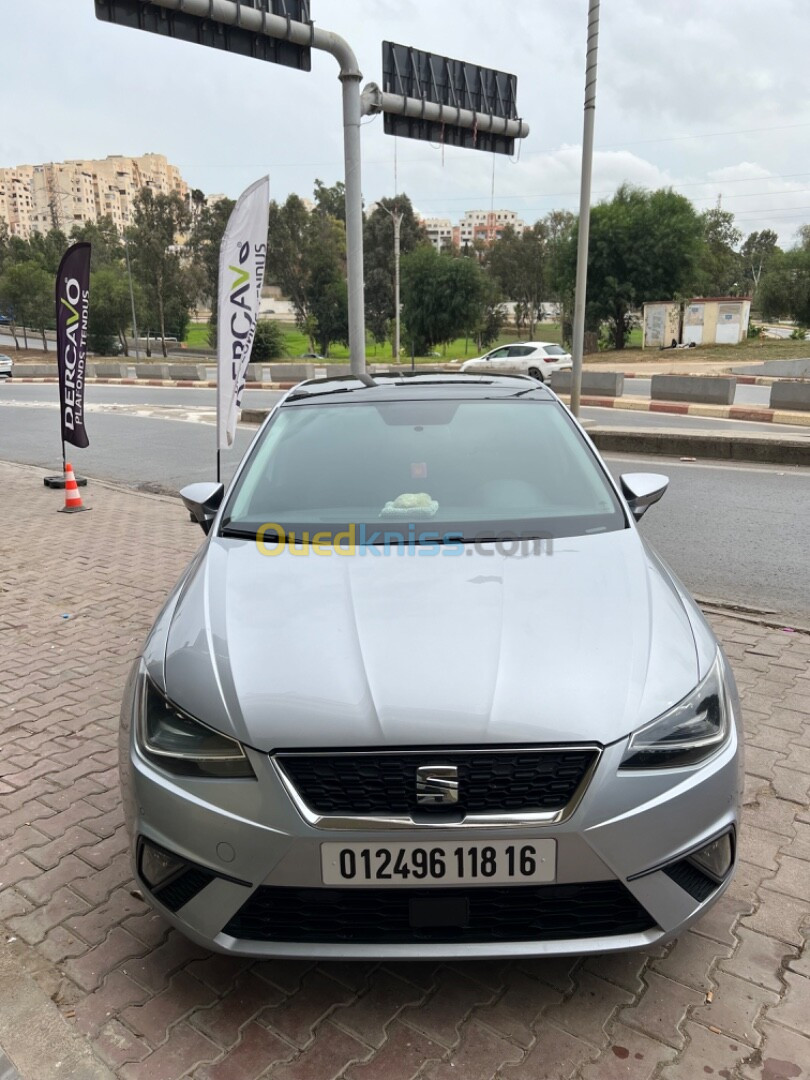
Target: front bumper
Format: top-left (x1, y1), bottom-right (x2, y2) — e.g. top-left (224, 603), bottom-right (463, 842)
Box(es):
top-left (119, 673), bottom-right (742, 959)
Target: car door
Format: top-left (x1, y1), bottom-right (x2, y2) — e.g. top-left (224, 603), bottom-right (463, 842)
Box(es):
top-left (501, 345), bottom-right (536, 374)
top-left (477, 346), bottom-right (512, 372)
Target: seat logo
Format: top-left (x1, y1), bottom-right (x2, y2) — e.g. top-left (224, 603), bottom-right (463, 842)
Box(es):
top-left (416, 765), bottom-right (459, 805)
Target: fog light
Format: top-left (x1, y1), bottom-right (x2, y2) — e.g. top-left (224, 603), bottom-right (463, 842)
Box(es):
top-left (689, 831), bottom-right (733, 882)
top-left (139, 839), bottom-right (186, 889)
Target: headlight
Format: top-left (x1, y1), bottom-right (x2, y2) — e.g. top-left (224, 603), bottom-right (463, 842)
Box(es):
top-left (137, 675), bottom-right (255, 779)
top-left (621, 654), bottom-right (730, 769)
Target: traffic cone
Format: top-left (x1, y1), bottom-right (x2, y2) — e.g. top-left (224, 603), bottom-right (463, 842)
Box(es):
top-left (58, 463), bottom-right (90, 514)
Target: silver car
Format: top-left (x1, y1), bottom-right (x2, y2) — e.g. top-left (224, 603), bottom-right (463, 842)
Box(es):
top-left (120, 373), bottom-right (742, 959)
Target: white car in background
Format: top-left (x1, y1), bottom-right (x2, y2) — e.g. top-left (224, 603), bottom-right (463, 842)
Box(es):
top-left (0, 354), bottom-right (13, 379)
top-left (461, 342), bottom-right (572, 382)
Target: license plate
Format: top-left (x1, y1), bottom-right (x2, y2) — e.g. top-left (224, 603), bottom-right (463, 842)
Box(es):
top-left (321, 840), bottom-right (556, 887)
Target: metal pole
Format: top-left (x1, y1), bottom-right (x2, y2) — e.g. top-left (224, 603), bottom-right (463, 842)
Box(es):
top-left (393, 211), bottom-right (402, 365)
top-left (149, 0), bottom-right (367, 375)
top-left (124, 233), bottom-right (140, 362)
top-left (569, 0), bottom-right (600, 418)
top-left (361, 84), bottom-right (530, 140)
top-left (340, 71), bottom-right (366, 375)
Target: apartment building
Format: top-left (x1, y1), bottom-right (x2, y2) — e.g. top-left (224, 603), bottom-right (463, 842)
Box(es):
top-left (0, 153), bottom-right (189, 239)
top-left (421, 209), bottom-right (526, 251)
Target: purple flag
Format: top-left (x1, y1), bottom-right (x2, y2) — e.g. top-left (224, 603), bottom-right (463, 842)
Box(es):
top-left (56, 242), bottom-right (91, 449)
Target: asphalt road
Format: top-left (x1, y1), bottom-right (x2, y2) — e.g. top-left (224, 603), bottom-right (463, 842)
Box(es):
top-left (4, 381), bottom-right (808, 438)
top-left (1, 387), bottom-right (808, 622)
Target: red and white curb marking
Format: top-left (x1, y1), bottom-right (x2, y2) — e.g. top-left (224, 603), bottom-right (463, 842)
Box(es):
top-left (555, 394), bottom-right (810, 427)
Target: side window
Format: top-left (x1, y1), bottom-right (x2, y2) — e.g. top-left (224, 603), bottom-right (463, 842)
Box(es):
top-left (487, 347), bottom-right (510, 359)
top-left (508, 346), bottom-right (534, 357)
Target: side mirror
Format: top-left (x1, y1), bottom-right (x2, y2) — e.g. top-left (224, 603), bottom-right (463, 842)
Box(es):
top-left (620, 473), bottom-right (669, 521)
top-left (180, 482), bottom-right (224, 534)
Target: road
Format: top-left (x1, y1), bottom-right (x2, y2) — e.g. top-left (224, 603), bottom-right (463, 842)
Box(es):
top-left (1, 382), bottom-right (808, 622)
top-left (4, 380), bottom-right (809, 438)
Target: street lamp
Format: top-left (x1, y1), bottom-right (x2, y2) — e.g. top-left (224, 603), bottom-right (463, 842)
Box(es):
top-left (379, 200), bottom-right (404, 364)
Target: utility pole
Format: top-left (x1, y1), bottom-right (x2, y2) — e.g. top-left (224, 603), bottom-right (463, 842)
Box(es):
top-left (380, 201), bottom-right (404, 363)
top-left (393, 210), bottom-right (402, 363)
top-left (570, 0), bottom-right (600, 418)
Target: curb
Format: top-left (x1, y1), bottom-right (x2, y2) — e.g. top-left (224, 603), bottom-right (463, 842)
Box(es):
top-left (3, 377), bottom-right (296, 390)
top-left (555, 393), bottom-right (810, 427)
top-left (588, 425), bottom-right (810, 466)
top-left (616, 371), bottom-right (789, 385)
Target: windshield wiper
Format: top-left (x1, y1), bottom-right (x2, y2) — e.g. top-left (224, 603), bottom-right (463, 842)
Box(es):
top-left (220, 525), bottom-right (263, 540)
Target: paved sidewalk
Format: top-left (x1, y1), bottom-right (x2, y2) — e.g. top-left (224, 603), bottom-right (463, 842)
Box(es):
top-left (1, 461), bottom-right (808, 1080)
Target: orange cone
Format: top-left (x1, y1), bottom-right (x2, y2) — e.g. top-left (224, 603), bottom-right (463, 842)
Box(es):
top-left (58, 462), bottom-right (89, 514)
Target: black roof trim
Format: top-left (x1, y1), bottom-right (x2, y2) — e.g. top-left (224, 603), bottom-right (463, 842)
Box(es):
top-left (285, 371), bottom-right (554, 403)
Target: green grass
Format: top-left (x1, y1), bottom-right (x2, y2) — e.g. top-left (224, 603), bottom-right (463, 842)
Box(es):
top-left (184, 323), bottom-right (211, 348)
top-left (184, 319), bottom-right (566, 362)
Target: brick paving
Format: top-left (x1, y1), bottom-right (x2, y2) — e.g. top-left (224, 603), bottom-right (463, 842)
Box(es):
top-left (0, 459), bottom-right (808, 1080)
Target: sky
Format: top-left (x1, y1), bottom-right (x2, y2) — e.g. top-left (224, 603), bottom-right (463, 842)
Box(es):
top-left (3, 0), bottom-right (810, 246)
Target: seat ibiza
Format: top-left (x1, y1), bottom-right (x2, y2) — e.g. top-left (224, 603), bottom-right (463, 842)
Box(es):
top-left (120, 373), bottom-right (742, 958)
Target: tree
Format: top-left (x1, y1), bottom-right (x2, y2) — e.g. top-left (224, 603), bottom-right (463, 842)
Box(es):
top-left (473, 274), bottom-right (507, 351)
top-left (251, 318), bottom-right (285, 361)
top-left (401, 246), bottom-right (488, 353)
top-left (127, 189), bottom-right (191, 357)
top-left (88, 266), bottom-right (140, 355)
top-left (313, 179), bottom-right (346, 222)
top-left (543, 210), bottom-right (576, 340)
top-left (266, 194), bottom-right (313, 320)
top-left (363, 195), bottom-right (427, 347)
top-left (188, 196), bottom-right (236, 311)
top-left (266, 192), bottom-right (349, 355)
top-left (27, 228), bottom-right (68, 275)
top-left (0, 260), bottom-right (53, 350)
top-left (739, 229), bottom-right (780, 295)
top-left (557, 185), bottom-right (703, 350)
top-left (758, 247), bottom-right (810, 326)
top-left (71, 217), bottom-right (126, 271)
top-left (486, 224), bottom-right (547, 337)
top-left (695, 208), bottom-right (743, 296)
top-left (305, 213), bottom-right (349, 354)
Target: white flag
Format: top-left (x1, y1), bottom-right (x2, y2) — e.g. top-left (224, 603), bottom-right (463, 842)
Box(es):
top-left (217, 176), bottom-right (270, 450)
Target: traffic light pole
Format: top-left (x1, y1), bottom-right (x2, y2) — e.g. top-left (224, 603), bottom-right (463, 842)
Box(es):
top-left (150, 0), bottom-right (368, 374)
top-left (142, 2), bottom-right (532, 376)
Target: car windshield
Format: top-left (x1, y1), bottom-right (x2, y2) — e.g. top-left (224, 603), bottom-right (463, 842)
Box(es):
top-left (222, 397), bottom-right (626, 542)
top-left (543, 345), bottom-right (567, 356)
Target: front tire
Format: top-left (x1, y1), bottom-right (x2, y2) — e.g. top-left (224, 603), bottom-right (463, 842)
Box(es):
top-left (528, 367), bottom-right (544, 382)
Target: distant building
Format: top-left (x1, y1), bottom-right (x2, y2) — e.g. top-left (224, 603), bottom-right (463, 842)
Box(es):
top-left (422, 218), bottom-right (455, 251)
top-left (0, 153), bottom-right (189, 240)
top-left (421, 209), bottom-right (526, 251)
top-left (457, 209), bottom-right (525, 247)
top-left (642, 297), bottom-right (752, 348)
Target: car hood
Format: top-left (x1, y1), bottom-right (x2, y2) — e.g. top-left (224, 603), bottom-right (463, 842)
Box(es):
top-left (161, 529), bottom-right (700, 752)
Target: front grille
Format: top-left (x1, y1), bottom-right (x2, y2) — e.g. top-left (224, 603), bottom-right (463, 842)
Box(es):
top-left (276, 748), bottom-right (598, 816)
top-left (222, 882), bottom-right (655, 943)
